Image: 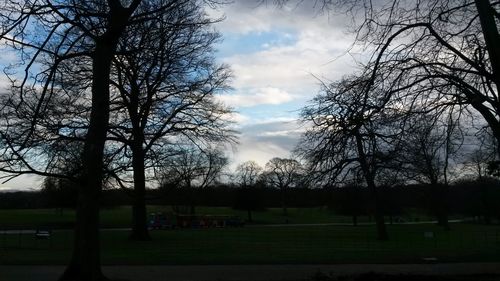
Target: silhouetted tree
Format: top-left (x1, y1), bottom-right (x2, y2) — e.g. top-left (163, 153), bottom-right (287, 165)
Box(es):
top-left (159, 145), bottom-right (229, 214)
top-left (106, 1), bottom-right (233, 240)
top-left (42, 177), bottom-right (78, 211)
top-left (273, 1), bottom-right (500, 145)
top-left (0, 1), bottom-right (224, 279)
top-left (399, 112), bottom-right (463, 230)
top-left (297, 73), bottom-right (408, 240)
top-left (234, 161), bottom-right (263, 222)
top-left (263, 157), bottom-right (303, 216)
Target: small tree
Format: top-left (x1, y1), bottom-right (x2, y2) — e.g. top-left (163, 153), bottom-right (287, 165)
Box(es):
top-left (297, 73), bottom-right (407, 240)
top-left (399, 112), bottom-right (462, 230)
top-left (263, 158), bottom-right (303, 216)
top-left (106, 0), bottom-right (233, 240)
top-left (159, 145), bottom-right (228, 214)
top-left (233, 161), bottom-right (263, 222)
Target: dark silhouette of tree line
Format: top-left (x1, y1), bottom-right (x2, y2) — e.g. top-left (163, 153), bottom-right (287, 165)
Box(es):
top-left (0, 0), bottom-right (499, 279)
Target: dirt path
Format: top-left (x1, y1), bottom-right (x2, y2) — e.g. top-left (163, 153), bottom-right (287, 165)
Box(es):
top-left (2, 263), bottom-right (500, 281)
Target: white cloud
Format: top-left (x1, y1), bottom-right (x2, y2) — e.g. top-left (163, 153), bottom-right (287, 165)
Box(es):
top-left (226, 32), bottom-right (358, 90)
top-left (212, 2), bottom-right (363, 100)
top-left (209, 1), bottom-right (366, 168)
top-left (0, 173), bottom-right (43, 191)
top-left (228, 118), bottom-right (305, 169)
top-left (218, 87), bottom-right (294, 108)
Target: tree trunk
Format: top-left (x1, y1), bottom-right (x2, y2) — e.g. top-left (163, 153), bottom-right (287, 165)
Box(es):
top-left (59, 42), bottom-right (113, 281)
top-left (371, 186), bottom-right (389, 240)
top-left (475, 0), bottom-right (500, 91)
top-left (130, 138), bottom-right (151, 241)
top-left (355, 134), bottom-right (388, 241)
top-left (352, 215), bottom-right (358, 226)
top-left (247, 209), bottom-right (253, 222)
top-left (59, 5), bottom-right (137, 278)
top-left (435, 184), bottom-right (450, 230)
top-left (474, 0), bottom-right (500, 151)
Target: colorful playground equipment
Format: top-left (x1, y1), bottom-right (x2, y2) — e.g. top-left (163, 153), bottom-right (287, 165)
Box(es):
top-left (148, 212), bottom-right (244, 230)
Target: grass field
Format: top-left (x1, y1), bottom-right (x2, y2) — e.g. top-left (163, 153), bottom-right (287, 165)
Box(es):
top-left (1, 223), bottom-right (499, 265)
top-left (0, 206), bottom-right (442, 229)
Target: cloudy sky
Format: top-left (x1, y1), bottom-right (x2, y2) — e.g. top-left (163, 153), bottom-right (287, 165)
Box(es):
top-left (0, 1), bottom-right (361, 190)
top-left (209, 1), bottom-right (360, 168)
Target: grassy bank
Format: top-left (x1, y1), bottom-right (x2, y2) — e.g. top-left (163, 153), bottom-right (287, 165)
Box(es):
top-left (1, 224), bottom-right (499, 265)
top-left (0, 206), bottom-right (443, 229)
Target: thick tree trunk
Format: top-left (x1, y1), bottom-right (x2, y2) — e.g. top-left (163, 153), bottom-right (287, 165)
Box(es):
top-left (59, 43), bottom-right (113, 281)
top-left (475, 0), bottom-right (500, 91)
top-left (130, 139), bottom-right (151, 241)
top-left (474, 0), bottom-right (500, 158)
top-left (433, 183), bottom-right (450, 230)
top-left (247, 209), bottom-right (253, 222)
top-left (371, 185), bottom-right (389, 240)
top-left (59, 5), bottom-right (138, 279)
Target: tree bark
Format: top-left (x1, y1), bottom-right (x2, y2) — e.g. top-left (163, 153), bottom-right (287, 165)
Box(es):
top-left (370, 184), bottom-right (389, 240)
top-left (130, 136), bottom-right (151, 241)
top-left (59, 5), bottom-right (138, 279)
top-left (475, 0), bottom-right (500, 156)
top-left (475, 0), bottom-right (500, 91)
top-left (59, 41), bottom-right (114, 281)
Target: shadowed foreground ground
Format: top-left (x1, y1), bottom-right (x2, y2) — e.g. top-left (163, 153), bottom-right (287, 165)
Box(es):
top-left (2, 263), bottom-right (500, 281)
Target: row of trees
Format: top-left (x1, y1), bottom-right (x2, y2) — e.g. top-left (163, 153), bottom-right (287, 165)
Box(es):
top-left (0, 1), bottom-right (235, 280)
top-left (0, 0), bottom-right (498, 279)
top-left (294, 0), bottom-right (500, 240)
top-left (38, 154), bottom-right (500, 232)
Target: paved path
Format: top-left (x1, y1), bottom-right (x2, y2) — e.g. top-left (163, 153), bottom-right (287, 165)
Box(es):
top-left (2, 263), bottom-right (500, 281)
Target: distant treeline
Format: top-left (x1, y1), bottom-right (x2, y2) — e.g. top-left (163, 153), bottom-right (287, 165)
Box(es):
top-left (1, 178), bottom-right (499, 222)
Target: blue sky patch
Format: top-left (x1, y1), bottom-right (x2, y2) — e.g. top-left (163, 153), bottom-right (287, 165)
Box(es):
top-left (216, 29), bottom-right (298, 57)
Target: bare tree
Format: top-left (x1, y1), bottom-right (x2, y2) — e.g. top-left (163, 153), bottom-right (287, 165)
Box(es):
top-left (159, 145), bottom-right (229, 214)
top-left (105, 1), bottom-right (233, 240)
top-left (234, 160), bottom-right (263, 222)
top-left (297, 73), bottom-right (408, 240)
top-left (234, 161), bottom-right (263, 187)
top-left (399, 111), bottom-right (464, 230)
top-left (0, 1), bottom-right (228, 279)
top-left (335, 0), bottom-right (500, 154)
top-left (263, 157), bottom-right (303, 216)
top-left (270, 0), bottom-right (500, 160)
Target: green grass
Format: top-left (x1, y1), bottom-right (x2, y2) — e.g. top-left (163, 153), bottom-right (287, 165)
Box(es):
top-left (1, 224), bottom-right (499, 265)
top-left (0, 206), bottom-right (441, 229)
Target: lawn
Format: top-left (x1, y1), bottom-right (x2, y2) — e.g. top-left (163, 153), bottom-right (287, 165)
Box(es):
top-left (1, 223), bottom-right (499, 265)
top-left (0, 206), bottom-right (442, 229)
